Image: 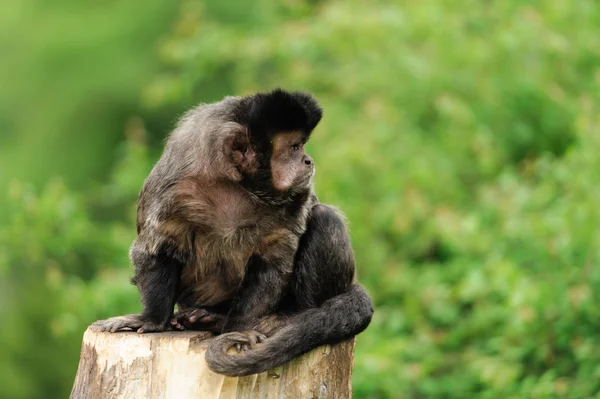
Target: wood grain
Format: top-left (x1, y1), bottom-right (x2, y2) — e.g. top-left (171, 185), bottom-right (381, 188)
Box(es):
top-left (71, 327), bottom-right (355, 399)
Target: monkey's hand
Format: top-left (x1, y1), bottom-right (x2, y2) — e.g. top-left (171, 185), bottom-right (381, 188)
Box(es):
top-left (170, 308), bottom-right (225, 333)
top-left (91, 314), bottom-right (171, 334)
top-left (212, 330), bottom-right (267, 353)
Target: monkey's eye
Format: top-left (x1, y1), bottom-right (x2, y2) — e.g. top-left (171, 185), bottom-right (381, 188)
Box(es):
top-left (291, 144), bottom-right (301, 152)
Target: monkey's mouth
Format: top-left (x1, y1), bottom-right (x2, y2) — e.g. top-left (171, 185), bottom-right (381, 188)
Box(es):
top-left (297, 169), bottom-right (314, 187)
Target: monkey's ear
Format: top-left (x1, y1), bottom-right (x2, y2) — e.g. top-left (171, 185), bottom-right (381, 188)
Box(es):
top-left (223, 129), bottom-right (257, 176)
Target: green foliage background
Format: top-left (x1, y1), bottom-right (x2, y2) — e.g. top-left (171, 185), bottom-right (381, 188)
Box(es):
top-left (1, 0), bottom-right (600, 397)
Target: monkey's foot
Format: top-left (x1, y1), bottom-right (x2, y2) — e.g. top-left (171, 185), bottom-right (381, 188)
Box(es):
top-left (171, 308), bottom-right (225, 333)
top-left (91, 314), bottom-right (169, 334)
top-left (214, 330), bottom-right (268, 353)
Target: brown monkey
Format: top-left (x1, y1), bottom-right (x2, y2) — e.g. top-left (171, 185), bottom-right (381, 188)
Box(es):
top-left (92, 89), bottom-right (373, 376)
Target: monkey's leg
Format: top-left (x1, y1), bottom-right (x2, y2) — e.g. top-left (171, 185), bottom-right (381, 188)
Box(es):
top-left (92, 240), bottom-right (184, 333)
top-left (255, 203), bottom-right (372, 335)
top-left (206, 204), bottom-right (373, 376)
top-left (221, 237), bottom-right (297, 336)
top-left (250, 202), bottom-right (356, 337)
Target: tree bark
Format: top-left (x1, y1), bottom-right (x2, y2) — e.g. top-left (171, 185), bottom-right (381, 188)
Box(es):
top-left (71, 327), bottom-right (355, 399)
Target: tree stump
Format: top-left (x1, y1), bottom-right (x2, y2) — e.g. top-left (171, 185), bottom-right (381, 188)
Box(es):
top-left (71, 327), bottom-right (356, 399)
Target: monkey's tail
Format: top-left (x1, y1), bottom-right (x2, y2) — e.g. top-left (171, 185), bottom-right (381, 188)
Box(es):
top-left (205, 284), bottom-right (373, 376)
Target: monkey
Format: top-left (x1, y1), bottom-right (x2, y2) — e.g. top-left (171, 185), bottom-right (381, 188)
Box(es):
top-left (92, 89), bottom-right (373, 376)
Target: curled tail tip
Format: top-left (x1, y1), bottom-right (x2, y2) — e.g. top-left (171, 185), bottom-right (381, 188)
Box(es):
top-left (205, 334), bottom-right (273, 377)
top-left (205, 352), bottom-right (267, 377)
top-left (205, 341), bottom-right (241, 376)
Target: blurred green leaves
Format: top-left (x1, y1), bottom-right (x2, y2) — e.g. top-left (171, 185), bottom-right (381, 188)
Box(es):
top-left (0, 141), bottom-right (149, 398)
top-left (0, 0), bottom-right (177, 192)
top-left (2, 0), bottom-right (600, 398)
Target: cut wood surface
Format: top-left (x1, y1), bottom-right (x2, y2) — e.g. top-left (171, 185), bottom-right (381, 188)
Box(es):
top-left (71, 327), bottom-right (356, 399)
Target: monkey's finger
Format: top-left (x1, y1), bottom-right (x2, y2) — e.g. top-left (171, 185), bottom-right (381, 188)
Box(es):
top-left (171, 321), bottom-right (185, 330)
top-left (246, 334), bottom-right (258, 347)
top-left (181, 316), bottom-right (205, 330)
top-left (188, 309), bottom-right (210, 323)
top-left (231, 340), bottom-right (250, 351)
top-left (257, 334), bottom-right (267, 343)
top-left (92, 322), bottom-right (108, 332)
top-left (137, 325), bottom-right (153, 333)
top-left (137, 326), bottom-right (157, 333)
top-left (197, 314), bottom-right (214, 324)
top-left (227, 333), bottom-right (252, 344)
top-left (108, 321), bottom-right (129, 333)
top-left (90, 321), bottom-right (107, 331)
top-left (91, 320), bottom-right (116, 331)
top-left (179, 319), bottom-right (192, 330)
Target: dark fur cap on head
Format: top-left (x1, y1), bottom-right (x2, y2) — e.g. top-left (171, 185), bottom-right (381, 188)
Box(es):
top-left (236, 89), bottom-right (323, 146)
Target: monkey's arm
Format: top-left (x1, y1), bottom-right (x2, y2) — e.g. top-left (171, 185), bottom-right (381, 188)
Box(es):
top-left (92, 237), bottom-right (184, 333)
top-left (222, 239), bottom-right (296, 333)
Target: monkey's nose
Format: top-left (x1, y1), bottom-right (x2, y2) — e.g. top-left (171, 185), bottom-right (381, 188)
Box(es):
top-left (303, 155), bottom-right (313, 166)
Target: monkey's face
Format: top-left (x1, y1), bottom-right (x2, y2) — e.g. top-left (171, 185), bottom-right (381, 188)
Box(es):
top-left (224, 89), bottom-right (322, 202)
top-left (269, 132), bottom-right (314, 192)
top-left (224, 129), bottom-right (314, 201)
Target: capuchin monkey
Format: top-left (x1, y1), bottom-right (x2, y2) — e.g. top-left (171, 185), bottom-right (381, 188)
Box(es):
top-left (92, 89), bottom-right (373, 376)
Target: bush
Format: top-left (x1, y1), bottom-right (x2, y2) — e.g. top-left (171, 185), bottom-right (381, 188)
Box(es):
top-left (0, 141), bottom-right (150, 398)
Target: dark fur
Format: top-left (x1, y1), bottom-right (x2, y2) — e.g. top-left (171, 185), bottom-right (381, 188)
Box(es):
top-left (206, 205), bottom-right (373, 376)
top-left (92, 89), bottom-right (373, 376)
top-left (236, 88), bottom-right (323, 139)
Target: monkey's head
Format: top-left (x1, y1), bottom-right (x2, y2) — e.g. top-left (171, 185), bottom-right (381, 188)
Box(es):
top-left (223, 89), bottom-right (323, 204)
